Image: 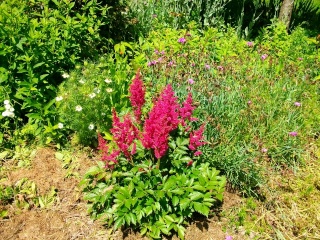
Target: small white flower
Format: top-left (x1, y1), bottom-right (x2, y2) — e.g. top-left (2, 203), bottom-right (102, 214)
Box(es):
top-left (94, 88), bottom-right (100, 94)
top-left (8, 112), bottom-right (14, 117)
top-left (5, 104), bottom-right (11, 110)
top-left (88, 123), bottom-right (94, 130)
top-left (2, 111), bottom-right (14, 118)
top-left (101, 112), bottom-right (106, 116)
top-left (104, 78), bottom-right (112, 84)
top-left (58, 123), bottom-right (64, 129)
top-left (2, 111), bottom-right (8, 117)
top-left (75, 105), bottom-right (83, 111)
top-left (89, 93), bottom-right (96, 98)
top-left (56, 96), bottom-right (63, 101)
top-left (4, 100), bottom-right (10, 105)
top-left (9, 107), bottom-right (14, 112)
top-left (62, 73), bottom-right (70, 78)
top-left (106, 88), bottom-right (113, 93)
top-left (79, 79), bottom-right (85, 84)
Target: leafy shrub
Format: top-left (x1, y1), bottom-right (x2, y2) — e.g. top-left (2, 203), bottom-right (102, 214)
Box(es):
top-left (81, 71), bottom-right (226, 239)
top-left (57, 53), bottom-right (132, 145)
top-left (0, 0), bottom-right (129, 146)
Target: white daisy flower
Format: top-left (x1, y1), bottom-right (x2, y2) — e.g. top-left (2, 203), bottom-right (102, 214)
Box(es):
top-left (4, 100), bottom-right (10, 105)
top-left (9, 107), bottom-right (14, 112)
top-left (79, 79), bottom-right (85, 84)
top-left (58, 123), bottom-right (64, 129)
top-left (62, 73), bottom-right (70, 78)
top-left (75, 105), bottom-right (82, 111)
top-left (88, 124), bottom-right (94, 130)
top-left (55, 96), bottom-right (63, 101)
top-left (5, 104), bottom-right (11, 110)
top-left (104, 78), bottom-right (112, 84)
top-left (89, 93), bottom-right (96, 98)
top-left (106, 88), bottom-right (113, 93)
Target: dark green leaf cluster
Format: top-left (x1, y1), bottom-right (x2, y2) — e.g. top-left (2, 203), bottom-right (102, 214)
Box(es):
top-left (81, 158), bottom-right (225, 239)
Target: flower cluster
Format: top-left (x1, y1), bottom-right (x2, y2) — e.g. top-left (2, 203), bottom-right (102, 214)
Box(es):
top-left (143, 85), bottom-right (180, 159)
top-left (129, 70), bottom-right (145, 122)
top-left (98, 70), bottom-right (207, 167)
top-left (2, 100), bottom-right (15, 118)
top-left (111, 110), bottom-right (139, 158)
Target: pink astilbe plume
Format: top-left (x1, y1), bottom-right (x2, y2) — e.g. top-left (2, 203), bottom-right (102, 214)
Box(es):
top-left (180, 93), bottom-right (196, 126)
top-left (110, 110), bottom-right (140, 158)
top-left (189, 124), bottom-right (207, 151)
top-left (98, 133), bottom-right (120, 169)
top-left (129, 70), bottom-right (146, 122)
top-left (143, 85), bottom-right (180, 159)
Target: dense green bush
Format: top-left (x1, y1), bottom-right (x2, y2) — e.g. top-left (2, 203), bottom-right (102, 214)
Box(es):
top-left (57, 52), bottom-right (133, 145)
top-left (0, 0), bottom-right (130, 146)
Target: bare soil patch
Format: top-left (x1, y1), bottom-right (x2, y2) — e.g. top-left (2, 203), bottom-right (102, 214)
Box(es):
top-left (0, 148), bottom-right (242, 240)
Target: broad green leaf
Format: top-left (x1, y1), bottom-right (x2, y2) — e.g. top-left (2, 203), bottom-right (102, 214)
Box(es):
top-left (193, 202), bottom-right (209, 217)
top-left (189, 191), bottom-right (203, 201)
top-left (177, 225), bottom-right (185, 240)
top-left (164, 215), bottom-right (176, 223)
top-left (179, 198), bottom-right (190, 210)
top-left (114, 217), bottom-right (124, 230)
top-left (55, 152), bottom-right (64, 160)
top-left (172, 196), bottom-right (179, 206)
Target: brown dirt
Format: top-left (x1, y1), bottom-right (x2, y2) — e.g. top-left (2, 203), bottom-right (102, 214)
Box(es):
top-left (0, 148), bottom-right (244, 240)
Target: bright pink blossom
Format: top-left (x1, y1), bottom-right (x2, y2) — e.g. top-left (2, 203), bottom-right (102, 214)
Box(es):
top-left (111, 110), bottom-right (140, 158)
top-left (98, 133), bottom-right (120, 168)
top-left (180, 93), bottom-right (195, 125)
top-left (194, 150), bottom-right (202, 156)
top-left (142, 85), bottom-right (180, 159)
top-left (129, 70), bottom-right (146, 122)
top-left (189, 124), bottom-right (206, 150)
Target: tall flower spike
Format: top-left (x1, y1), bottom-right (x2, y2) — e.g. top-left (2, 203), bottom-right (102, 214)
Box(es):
top-left (143, 85), bottom-right (180, 159)
top-left (129, 69), bottom-right (146, 122)
top-left (189, 124), bottom-right (206, 151)
top-left (180, 93), bottom-right (195, 126)
top-left (110, 110), bottom-right (140, 158)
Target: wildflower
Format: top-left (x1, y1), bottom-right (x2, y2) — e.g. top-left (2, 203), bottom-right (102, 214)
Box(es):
top-left (261, 54), bottom-right (268, 60)
top-left (147, 60), bottom-right (157, 66)
top-left (58, 123), bottom-right (64, 129)
top-left (187, 160), bottom-right (193, 167)
top-left (168, 61), bottom-right (175, 67)
top-left (98, 133), bottom-right (120, 169)
top-left (88, 124), bottom-right (94, 130)
top-left (79, 79), bottom-right (85, 84)
top-left (160, 50), bottom-right (165, 55)
top-left (111, 110), bottom-right (139, 158)
top-left (225, 236), bottom-right (233, 240)
top-left (217, 65), bottom-right (224, 71)
top-left (94, 88), bottom-right (100, 94)
top-left (56, 96), bottom-right (63, 101)
top-left (247, 100), bottom-right (252, 105)
top-left (154, 49), bottom-right (159, 54)
top-left (106, 88), bottom-right (113, 93)
top-left (298, 57), bottom-right (303, 61)
top-left (294, 102), bottom-right (301, 107)
top-left (180, 93), bottom-right (195, 125)
top-left (104, 78), bottom-right (112, 84)
top-left (129, 70), bottom-right (146, 122)
top-left (178, 37), bottom-right (186, 44)
top-left (4, 104), bottom-right (11, 110)
top-left (89, 93), bottom-right (96, 98)
top-left (191, 63), bottom-right (195, 67)
top-left (194, 150), bottom-right (202, 156)
top-left (188, 78), bottom-right (194, 84)
top-left (189, 124), bottom-right (206, 151)
top-left (152, 14), bottom-right (157, 18)
top-left (289, 131), bottom-right (298, 137)
top-left (75, 105), bottom-right (82, 111)
top-left (62, 73), bottom-right (70, 78)
top-left (205, 64), bottom-right (210, 70)
top-left (247, 41), bottom-right (254, 47)
top-left (143, 85), bottom-right (180, 159)
top-left (4, 100), bottom-right (9, 105)
top-left (2, 111), bottom-right (14, 118)
top-left (261, 148), bottom-right (268, 153)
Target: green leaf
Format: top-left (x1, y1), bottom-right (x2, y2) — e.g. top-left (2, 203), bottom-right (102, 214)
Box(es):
top-left (172, 196), bottom-right (179, 206)
top-left (55, 152), bottom-right (64, 160)
top-left (114, 217), bottom-right (124, 230)
top-left (171, 189), bottom-right (184, 195)
top-left (33, 62), bottom-right (45, 69)
top-left (141, 227), bottom-right (148, 235)
top-left (85, 166), bottom-right (102, 177)
top-left (193, 184), bottom-right (206, 191)
top-left (193, 202), bottom-right (209, 217)
top-left (177, 225), bottom-right (185, 240)
top-left (189, 191), bottom-right (203, 201)
top-left (180, 198), bottom-right (190, 210)
top-left (164, 215), bottom-right (176, 223)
